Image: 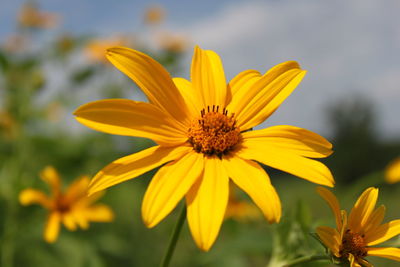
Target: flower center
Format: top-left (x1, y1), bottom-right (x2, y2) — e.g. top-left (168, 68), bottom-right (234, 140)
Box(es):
top-left (340, 229), bottom-right (367, 259)
top-left (187, 105), bottom-right (241, 157)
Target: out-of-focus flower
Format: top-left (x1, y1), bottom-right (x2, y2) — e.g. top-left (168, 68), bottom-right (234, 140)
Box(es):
top-left (74, 45), bottom-right (334, 251)
top-left (157, 32), bottom-right (189, 53)
top-left (0, 111), bottom-right (18, 139)
top-left (19, 166), bottom-right (114, 243)
top-left (225, 184), bottom-right (261, 221)
top-left (85, 37), bottom-right (128, 63)
top-left (17, 2), bottom-right (59, 29)
top-left (317, 187), bottom-right (400, 266)
top-left (55, 34), bottom-right (75, 56)
top-left (2, 34), bottom-right (28, 53)
top-left (144, 5), bottom-right (165, 25)
top-left (45, 101), bottom-right (64, 122)
top-left (384, 157), bottom-right (400, 184)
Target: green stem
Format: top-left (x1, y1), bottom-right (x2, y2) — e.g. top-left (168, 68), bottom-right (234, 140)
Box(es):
top-left (283, 255), bottom-right (330, 267)
top-left (160, 204), bottom-right (186, 267)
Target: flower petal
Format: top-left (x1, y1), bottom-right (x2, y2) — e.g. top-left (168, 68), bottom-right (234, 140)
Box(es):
top-left (74, 99), bottom-right (187, 146)
top-left (348, 187), bottom-right (378, 233)
top-left (385, 157), bottom-right (400, 184)
top-left (236, 140), bottom-right (334, 187)
top-left (367, 247), bottom-right (400, 262)
top-left (365, 219), bottom-right (400, 246)
top-left (82, 204), bottom-right (114, 222)
top-left (62, 213), bottom-right (77, 231)
top-left (363, 205), bottom-right (386, 235)
top-left (316, 187), bottom-right (342, 230)
top-left (186, 157), bottom-right (229, 251)
top-left (142, 152), bottom-right (204, 228)
top-left (173, 77), bottom-right (201, 118)
top-left (191, 46), bottom-right (227, 107)
top-left (316, 226), bottom-right (341, 256)
top-left (40, 166), bottom-right (61, 197)
top-left (227, 61), bottom-right (306, 130)
top-left (222, 156), bottom-right (281, 223)
top-left (19, 189), bottom-right (51, 208)
top-left (44, 212), bottom-right (61, 243)
top-left (63, 176), bottom-right (90, 204)
top-left (242, 126), bottom-right (333, 158)
top-left (226, 69), bottom-right (261, 105)
top-left (88, 145), bottom-right (192, 195)
top-left (106, 46), bottom-right (188, 122)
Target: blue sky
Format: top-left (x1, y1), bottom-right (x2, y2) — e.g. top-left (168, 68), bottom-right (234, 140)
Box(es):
top-left (2, 0), bottom-right (400, 139)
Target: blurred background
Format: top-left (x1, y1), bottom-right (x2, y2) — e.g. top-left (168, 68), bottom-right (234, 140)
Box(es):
top-left (1, 0), bottom-right (399, 266)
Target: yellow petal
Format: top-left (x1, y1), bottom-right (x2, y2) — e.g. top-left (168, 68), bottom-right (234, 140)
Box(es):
top-left (19, 189), bottom-right (51, 208)
top-left (228, 69), bottom-right (261, 100)
top-left (71, 210), bottom-right (90, 230)
top-left (83, 204), bottom-right (114, 222)
top-left (385, 157), bottom-right (400, 184)
top-left (62, 213), bottom-right (77, 231)
top-left (367, 247), bottom-right (400, 262)
top-left (316, 226), bottom-right (341, 256)
top-left (242, 126), bottom-right (333, 158)
top-left (365, 219), bottom-right (400, 246)
top-left (363, 205), bottom-right (386, 235)
top-left (191, 46), bottom-right (227, 107)
top-left (348, 187), bottom-right (378, 233)
top-left (44, 212), bottom-right (61, 243)
top-left (40, 166), bottom-right (61, 197)
top-left (88, 145), bottom-right (192, 195)
top-left (227, 61), bottom-right (305, 131)
top-left (173, 77), bottom-right (201, 118)
top-left (74, 99), bottom-right (187, 146)
top-left (222, 156), bottom-right (281, 223)
top-left (316, 187), bottom-right (342, 230)
top-left (186, 157), bottom-right (229, 251)
top-left (106, 46), bottom-right (188, 122)
top-left (236, 140), bottom-right (334, 187)
top-left (142, 152), bottom-right (204, 228)
top-left (63, 176), bottom-right (90, 204)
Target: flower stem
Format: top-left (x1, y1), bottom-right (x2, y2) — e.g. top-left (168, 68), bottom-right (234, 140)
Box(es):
top-left (283, 255), bottom-right (329, 267)
top-left (160, 204), bottom-right (186, 267)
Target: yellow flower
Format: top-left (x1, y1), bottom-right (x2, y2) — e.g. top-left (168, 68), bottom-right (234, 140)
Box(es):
top-left (317, 187), bottom-right (400, 266)
top-left (17, 2), bottom-right (59, 29)
top-left (225, 183), bottom-right (261, 221)
top-left (19, 166), bottom-right (114, 243)
top-left (144, 5), bottom-right (165, 25)
top-left (384, 157), bottom-right (400, 184)
top-left (85, 37), bottom-right (128, 63)
top-left (74, 46), bottom-right (334, 251)
top-left (157, 32), bottom-right (188, 53)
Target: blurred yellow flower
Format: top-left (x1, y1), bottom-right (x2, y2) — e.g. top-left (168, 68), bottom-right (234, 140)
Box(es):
top-left (157, 32), bottom-right (188, 53)
top-left (19, 166), bottom-right (114, 243)
top-left (74, 45), bottom-right (334, 251)
top-left (225, 184), bottom-right (261, 221)
top-left (144, 5), bottom-right (165, 25)
top-left (317, 187), bottom-right (400, 266)
top-left (384, 157), bottom-right (400, 184)
top-left (17, 2), bottom-right (59, 29)
top-left (85, 38), bottom-right (128, 63)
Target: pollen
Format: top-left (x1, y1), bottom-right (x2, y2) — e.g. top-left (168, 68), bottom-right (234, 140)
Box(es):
top-left (188, 105), bottom-right (241, 157)
top-left (339, 229), bottom-right (367, 259)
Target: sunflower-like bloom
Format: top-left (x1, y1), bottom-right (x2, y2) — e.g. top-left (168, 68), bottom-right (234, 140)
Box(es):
top-left (384, 157), bottom-right (400, 184)
top-left (19, 166), bottom-right (114, 243)
top-left (74, 46), bottom-right (334, 251)
top-left (317, 187), bottom-right (400, 266)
